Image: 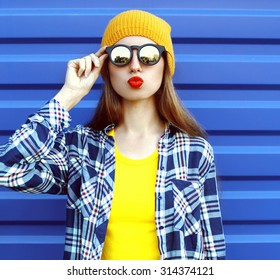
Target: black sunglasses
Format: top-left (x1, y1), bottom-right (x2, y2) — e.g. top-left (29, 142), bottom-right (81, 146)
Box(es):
top-left (105, 44), bottom-right (165, 66)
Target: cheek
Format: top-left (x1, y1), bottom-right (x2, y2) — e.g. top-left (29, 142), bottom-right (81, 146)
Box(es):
top-left (149, 62), bottom-right (165, 88)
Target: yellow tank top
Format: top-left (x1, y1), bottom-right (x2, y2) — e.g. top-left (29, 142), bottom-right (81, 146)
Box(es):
top-left (101, 130), bottom-right (160, 260)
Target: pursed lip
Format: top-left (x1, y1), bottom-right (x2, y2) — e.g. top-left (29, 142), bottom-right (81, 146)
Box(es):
top-left (127, 76), bottom-right (144, 88)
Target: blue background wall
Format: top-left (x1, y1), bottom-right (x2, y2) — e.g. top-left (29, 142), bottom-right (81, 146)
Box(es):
top-left (1, 0), bottom-right (280, 260)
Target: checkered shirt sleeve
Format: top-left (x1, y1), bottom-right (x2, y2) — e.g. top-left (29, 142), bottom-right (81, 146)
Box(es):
top-left (0, 99), bottom-right (71, 194)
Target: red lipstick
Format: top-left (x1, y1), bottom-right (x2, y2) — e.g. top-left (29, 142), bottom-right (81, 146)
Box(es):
top-left (127, 76), bottom-right (144, 88)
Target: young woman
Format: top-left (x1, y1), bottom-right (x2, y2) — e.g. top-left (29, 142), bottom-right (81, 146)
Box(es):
top-left (0, 10), bottom-right (225, 260)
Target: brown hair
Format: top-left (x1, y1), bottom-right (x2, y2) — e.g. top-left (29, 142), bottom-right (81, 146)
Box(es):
top-left (87, 60), bottom-right (206, 139)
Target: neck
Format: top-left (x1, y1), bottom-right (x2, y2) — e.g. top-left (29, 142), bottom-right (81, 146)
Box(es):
top-left (117, 98), bottom-right (165, 135)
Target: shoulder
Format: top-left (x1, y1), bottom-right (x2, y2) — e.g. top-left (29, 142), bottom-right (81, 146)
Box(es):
top-left (171, 132), bottom-right (215, 170)
top-left (63, 125), bottom-right (107, 146)
top-left (173, 133), bottom-right (216, 178)
top-left (65, 125), bottom-right (96, 136)
top-left (173, 132), bottom-right (214, 156)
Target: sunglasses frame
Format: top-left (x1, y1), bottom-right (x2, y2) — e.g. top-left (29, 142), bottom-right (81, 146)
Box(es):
top-left (105, 44), bottom-right (165, 66)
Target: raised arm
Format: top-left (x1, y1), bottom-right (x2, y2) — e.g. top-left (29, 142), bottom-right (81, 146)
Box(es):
top-left (54, 47), bottom-right (107, 111)
top-left (0, 47), bottom-right (107, 194)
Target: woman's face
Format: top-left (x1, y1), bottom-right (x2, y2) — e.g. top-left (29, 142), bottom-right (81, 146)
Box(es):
top-left (107, 36), bottom-right (165, 102)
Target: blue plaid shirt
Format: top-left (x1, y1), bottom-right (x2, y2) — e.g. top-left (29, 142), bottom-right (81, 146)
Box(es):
top-left (0, 99), bottom-right (225, 260)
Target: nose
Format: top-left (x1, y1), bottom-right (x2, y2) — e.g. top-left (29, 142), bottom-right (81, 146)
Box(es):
top-left (129, 49), bottom-right (142, 73)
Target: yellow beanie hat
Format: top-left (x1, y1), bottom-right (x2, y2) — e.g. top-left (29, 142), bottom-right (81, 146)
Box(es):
top-left (101, 10), bottom-right (175, 76)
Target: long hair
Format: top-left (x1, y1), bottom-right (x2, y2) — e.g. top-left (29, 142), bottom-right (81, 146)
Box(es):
top-left (155, 66), bottom-right (206, 138)
top-left (87, 59), bottom-right (206, 139)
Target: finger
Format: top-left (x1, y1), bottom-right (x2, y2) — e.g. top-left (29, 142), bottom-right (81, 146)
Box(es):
top-left (67, 59), bottom-right (80, 70)
top-left (98, 53), bottom-right (108, 68)
top-left (90, 53), bottom-right (100, 68)
top-left (86, 53), bottom-right (108, 80)
top-left (84, 55), bottom-right (93, 77)
top-left (94, 46), bottom-right (107, 58)
top-left (78, 58), bottom-right (86, 77)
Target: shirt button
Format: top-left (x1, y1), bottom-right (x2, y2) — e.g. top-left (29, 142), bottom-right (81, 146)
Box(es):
top-left (159, 225), bottom-right (164, 230)
top-left (161, 166), bottom-right (164, 170)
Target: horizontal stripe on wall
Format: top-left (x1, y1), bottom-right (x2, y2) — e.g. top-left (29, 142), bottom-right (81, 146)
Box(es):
top-left (1, 1), bottom-right (280, 260)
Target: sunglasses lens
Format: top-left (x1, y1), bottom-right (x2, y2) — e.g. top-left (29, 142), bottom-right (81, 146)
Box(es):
top-left (139, 45), bottom-right (160, 65)
top-left (110, 46), bottom-right (130, 65)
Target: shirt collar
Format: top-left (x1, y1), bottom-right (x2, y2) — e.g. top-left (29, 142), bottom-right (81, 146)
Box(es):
top-left (103, 122), bottom-right (181, 136)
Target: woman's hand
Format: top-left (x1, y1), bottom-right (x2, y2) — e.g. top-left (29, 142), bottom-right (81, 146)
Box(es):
top-left (54, 47), bottom-right (108, 111)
